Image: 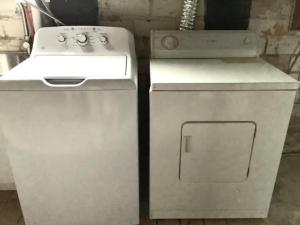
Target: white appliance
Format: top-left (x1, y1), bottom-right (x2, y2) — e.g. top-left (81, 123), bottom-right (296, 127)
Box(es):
top-left (149, 30), bottom-right (299, 219)
top-left (0, 26), bottom-right (139, 225)
top-left (0, 53), bottom-right (28, 190)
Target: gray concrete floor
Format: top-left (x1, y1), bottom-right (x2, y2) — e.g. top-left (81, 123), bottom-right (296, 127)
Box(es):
top-left (0, 155), bottom-right (300, 225)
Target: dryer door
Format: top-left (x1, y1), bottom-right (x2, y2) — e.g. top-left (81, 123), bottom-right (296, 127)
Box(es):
top-left (180, 122), bottom-right (256, 183)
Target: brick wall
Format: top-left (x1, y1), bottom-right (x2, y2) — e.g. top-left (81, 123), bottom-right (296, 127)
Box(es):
top-left (0, 0), bottom-right (24, 51)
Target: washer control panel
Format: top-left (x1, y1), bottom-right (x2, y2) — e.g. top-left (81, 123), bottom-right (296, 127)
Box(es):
top-left (32, 26), bottom-right (133, 56)
top-left (151, 30), bottom-right (259, 59)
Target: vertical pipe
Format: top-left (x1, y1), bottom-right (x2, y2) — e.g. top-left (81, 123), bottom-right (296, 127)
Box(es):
top-left (17, 3), bottom-right (31, 54)
top-left (17, 3), bottom-right (30, 38)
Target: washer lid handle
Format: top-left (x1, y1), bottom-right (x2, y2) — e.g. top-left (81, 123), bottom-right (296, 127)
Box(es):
top-left (42, 77), bottom-right (87, 87)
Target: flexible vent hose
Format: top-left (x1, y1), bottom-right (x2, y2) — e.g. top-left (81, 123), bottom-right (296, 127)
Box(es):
top-left (179, 0), bottom-right (199, 30)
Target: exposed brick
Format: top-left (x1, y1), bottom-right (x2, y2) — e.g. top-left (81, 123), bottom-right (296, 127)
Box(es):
top-left (266, 34), bottom-right (300, 55)
top-left (249, 0), bottom-right (293, 36)
top-left (0, 0), bottom-right (23, 39)
top-left (0, 15), bottom-right (24, 38)
top-left (291, 0), bottom-right (300, 29)
top-left (149, 0), bottom-right (182, 18)
top-left (134, 18), bottom-right (178, 37)
top-left (250, 0), bottom-right (294, 19)
top-left (99, 19), bottom-right (135, 33)
top-left (100, 0), bottom-right (149, 19)
top-left (0, 38), bottom-right (24, 52)
top-left (263, 54), bottom-right (300, 75)
top-left (249, 18), bottom-right (290, 36)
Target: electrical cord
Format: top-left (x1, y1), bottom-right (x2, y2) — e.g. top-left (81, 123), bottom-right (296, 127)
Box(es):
top-left (22, 0), bottom-right (65, 26)
top-left (39, 0), bottom-right (53, 15)
top-left (38, 0), bottom-right (59, 25)
top-left (287, 41), bottom-right (300, 74)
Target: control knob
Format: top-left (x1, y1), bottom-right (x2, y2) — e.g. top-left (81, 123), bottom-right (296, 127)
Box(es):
top-left (161, 35), bottom-right (179, 50)
top-left (57, 34), bottom-right (66, 43)
top-left (99, 35), bottom-right (108, 44)
top-left (76, 33), bottom-right (88, 46)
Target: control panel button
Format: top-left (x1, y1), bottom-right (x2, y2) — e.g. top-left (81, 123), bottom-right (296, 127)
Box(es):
top-left (161, 35), bottom-right (179, 50)
top-left (76, 33), bottom-right (88, 46)
top-left (99, 36), bottom-right (108, 44)
top-left (57, 34), bottom-right (66, 43)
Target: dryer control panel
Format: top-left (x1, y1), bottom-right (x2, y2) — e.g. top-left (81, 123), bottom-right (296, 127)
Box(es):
top-left (31, 26), bottom-right (134, 56)
top-left (151, 30), bottom-right (260, 59)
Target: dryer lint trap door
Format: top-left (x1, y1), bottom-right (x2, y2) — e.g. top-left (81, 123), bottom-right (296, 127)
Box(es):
top-left (179, 122), bottom-right (256, 183)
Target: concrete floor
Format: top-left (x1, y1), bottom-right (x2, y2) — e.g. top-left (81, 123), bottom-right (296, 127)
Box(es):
top-left (0, 155), bottom-right (300, 225)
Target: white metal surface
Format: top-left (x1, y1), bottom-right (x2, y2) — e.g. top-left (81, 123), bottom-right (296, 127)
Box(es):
top-left (0, 52), bottom-right (27, 190)
top-left (151, 30), bottom-right (259, 59)
top-left (151, 59), bottom-right (299, 90)
top-left (1, 26), bottom-right (137, 90)
top-left (5, 56), bottom-right (127, 79)
top-left (180, 122), bottom-right (255, 183)
top-left (0, 26), bottom-right (139, 225)
top-left (150, 30), bottom-right (300, 219)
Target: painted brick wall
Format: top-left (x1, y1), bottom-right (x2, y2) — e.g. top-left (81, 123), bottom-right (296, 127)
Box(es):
top-left (249, 0), bottom-right (295, 36)
top-left (0, 0), bottom-right (24, 51)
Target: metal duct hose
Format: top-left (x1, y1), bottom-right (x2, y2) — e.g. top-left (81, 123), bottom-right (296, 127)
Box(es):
top-left (179, 0), bottom-right (199, 30)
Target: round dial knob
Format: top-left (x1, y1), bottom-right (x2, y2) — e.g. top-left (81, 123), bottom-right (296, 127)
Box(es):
top-left (99, 35), bottom-right (108, 44)
top-left (161, 35), bottom-right (179, 50)
top-left (57, 34), bottom-right (66, 43)
top-left (76, 33), bottom-right (88, 46)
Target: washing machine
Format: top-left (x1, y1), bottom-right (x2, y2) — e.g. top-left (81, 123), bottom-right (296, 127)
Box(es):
top-left (0, 26), bottom-right (139, 225)
top-left (149, 30), bottom-right (299, 219)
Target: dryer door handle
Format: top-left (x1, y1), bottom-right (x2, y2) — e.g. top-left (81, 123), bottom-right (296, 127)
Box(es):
top-left (183, 135), bottom-right (192, 153)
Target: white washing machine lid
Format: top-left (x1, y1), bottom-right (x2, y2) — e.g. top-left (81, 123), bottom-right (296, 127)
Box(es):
top-left (150, 58), bottom-right (300, 91)
top-left (0, 55), bottom-right (136, 90)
